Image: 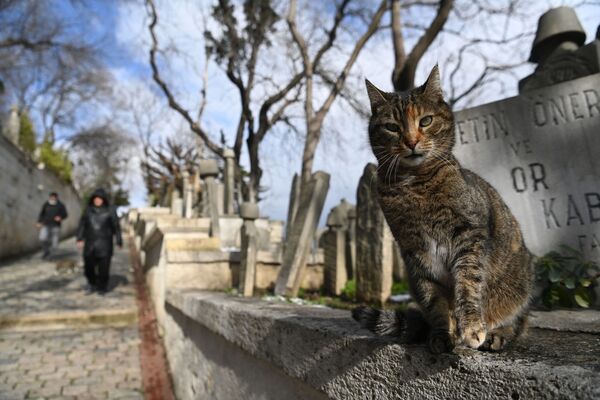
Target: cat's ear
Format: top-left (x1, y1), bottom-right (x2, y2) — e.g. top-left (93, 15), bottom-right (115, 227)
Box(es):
top-left (423, 64), bottom-right (443, 99)
top-left (365, 79), bottom-right (392, 112)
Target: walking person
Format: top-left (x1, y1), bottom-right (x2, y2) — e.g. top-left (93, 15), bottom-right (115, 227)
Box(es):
top-left (37, 192), bottom-right (68, 259)
top-left (76, 188), bottom-right (122, 295)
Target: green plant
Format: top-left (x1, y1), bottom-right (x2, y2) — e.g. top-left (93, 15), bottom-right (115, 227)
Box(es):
top-left (340, 279), bottom-right (356, 301)
top-left (18, 110), bottom-right (36, 154)
top-left (535, 245), bottom-right (599, 309)
top-left (391, 280), bottom-right (409, 295)
top-left (39, 141), bottom-right (73, 183)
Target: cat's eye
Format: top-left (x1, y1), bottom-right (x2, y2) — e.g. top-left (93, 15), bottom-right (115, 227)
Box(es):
top-left (419, 116), bottom-right (433, 127)
top-left (383, 123), bottom-right (400, 132)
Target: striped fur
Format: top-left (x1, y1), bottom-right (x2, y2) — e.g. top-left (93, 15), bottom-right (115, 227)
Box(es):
top-left (355, 66), bottom-right (534, 354)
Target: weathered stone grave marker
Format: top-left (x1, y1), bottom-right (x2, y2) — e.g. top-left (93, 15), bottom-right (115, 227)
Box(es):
top-left (171, 189), bottom-right (183, 217)
top-left (182, 171), bottom-right (195, 219)
top-left (453, 10), bottom-right (600, 261)
top-left (347, 207), bottom-right (357, 280)
top-left (323, 205), bottom-right (348, 296)
top-left (275, 171), bottom-right (330, 297)
top-left (223, 148), bottom-right (236, 215)
top-left (285, 173), bottom-right (301, 242)
top-left (239, 202), bottom-right (259, 297)
top-left (199, 159), bottom-right (221, 238)
top-left (356, 164), bottom-right (393, 305)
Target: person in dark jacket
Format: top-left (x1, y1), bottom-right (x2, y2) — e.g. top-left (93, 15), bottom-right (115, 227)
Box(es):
top-left (76, 188), bottom-right (122, 294)
top-left (37, 192), bottom-right (68, 259)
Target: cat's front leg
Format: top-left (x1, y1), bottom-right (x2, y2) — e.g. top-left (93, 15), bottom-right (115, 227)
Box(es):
top-left (452, 243), bottom-right (487, 349)
top-left (410, 278), bottom-right (454, 354)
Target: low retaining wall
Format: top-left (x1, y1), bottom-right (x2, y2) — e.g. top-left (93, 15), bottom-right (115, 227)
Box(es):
top-left (164, 290), bottom-right (600, 400)
top-left (0, 134), bottom-right (81, 258)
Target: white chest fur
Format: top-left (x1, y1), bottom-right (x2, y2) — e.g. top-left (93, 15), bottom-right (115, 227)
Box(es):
top-left (424, 239), bottom-right (451, 283)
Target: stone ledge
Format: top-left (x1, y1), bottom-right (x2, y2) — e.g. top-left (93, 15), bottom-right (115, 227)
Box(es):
top-left (166, 289), bottom-right (600, 400)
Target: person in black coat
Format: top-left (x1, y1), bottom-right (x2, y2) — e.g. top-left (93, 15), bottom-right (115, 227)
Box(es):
top-left (37, 192), bottom-right (68, 259)
top-left (76, 188), bottom-right (123, 294)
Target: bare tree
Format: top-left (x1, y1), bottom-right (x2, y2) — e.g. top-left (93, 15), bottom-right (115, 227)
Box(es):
top-left (146, 0), bottom-right (304, 202)
top-left (146, 0), bottom-right (223, 159)
top-left (285, 0), bottom-right (388, 189)
top-left (204, 0), bottom-right (306, 201)
top-left (387, 0), bottom-right (539, 107)
top-left (140, 137), bottom-right (199, 207)
top-left (0, 0), bottom-right (112, 143)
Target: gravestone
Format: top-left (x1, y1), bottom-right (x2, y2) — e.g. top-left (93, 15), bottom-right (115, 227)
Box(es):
top-left (453, 28), bottom-right (600, 262)
top-left (239, 202), bottom-right (259, 297)
top-left (223, 148), bottom-right (236, 215)
top-left (519, 7), bottom-right (599, 92)
top-left (392, 242), bottom-right (406, 281)
top-left (199, 160), bottom-right (221, 238)
top-left (356, 164), bottom-right (393, 305)
top-left (275, 171), bottom-right (330, 297)
top-left (285, 173), bottom-right (301, 241)
top-left (182, 171), bottom-right (194, 219)
top-left (323, 206), bottom-right (348, 296)
top-left (347, 208), bottom-right (357, 280)
top-left (171, 189), bottom-right (183, 217)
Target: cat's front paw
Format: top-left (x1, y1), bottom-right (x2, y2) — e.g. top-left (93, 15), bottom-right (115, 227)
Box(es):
top-left (428, 329), bottom-right (454, 354)
top-left (459, 321), bottom-right (487, 349)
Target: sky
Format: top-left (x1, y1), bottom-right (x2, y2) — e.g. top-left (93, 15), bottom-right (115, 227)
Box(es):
top-left (56, 0), bottom-right (600, 225)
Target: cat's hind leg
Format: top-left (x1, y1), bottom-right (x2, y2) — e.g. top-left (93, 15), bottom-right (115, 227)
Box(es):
top-left (479, 313), bottom-right (528, 352)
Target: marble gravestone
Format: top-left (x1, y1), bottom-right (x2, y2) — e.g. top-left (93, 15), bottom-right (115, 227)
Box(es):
top-left (453, 73), bottom-right (600, 260)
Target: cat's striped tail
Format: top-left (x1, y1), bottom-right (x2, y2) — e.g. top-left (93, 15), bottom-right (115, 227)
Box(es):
top-left (351, 305), bottom-right (429, 342)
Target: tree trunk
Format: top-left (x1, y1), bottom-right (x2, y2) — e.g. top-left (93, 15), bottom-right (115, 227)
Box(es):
top-left (246, 133), bottom-right (261, 203)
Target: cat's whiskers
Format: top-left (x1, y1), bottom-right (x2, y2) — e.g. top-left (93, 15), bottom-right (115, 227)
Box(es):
top-left (429, 146), bottom-right (457, 171)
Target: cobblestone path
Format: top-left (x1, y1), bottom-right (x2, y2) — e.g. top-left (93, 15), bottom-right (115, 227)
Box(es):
top-left (0, 238), bottom-right (144, 399)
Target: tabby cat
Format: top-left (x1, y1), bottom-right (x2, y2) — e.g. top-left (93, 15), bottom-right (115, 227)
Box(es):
top-left (352, 65), bottom-right (534, 353)
top-left (55, 259), bottom-right (78, 274)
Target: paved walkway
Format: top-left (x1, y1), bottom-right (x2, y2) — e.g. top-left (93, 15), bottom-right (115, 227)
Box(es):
top-left (0, 238), bottom-right (144, 399)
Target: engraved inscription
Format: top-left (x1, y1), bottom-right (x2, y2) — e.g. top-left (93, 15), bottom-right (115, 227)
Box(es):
top-left (533, 89), bottom-right (600, 127)
top-left (455, 111), bottom-right (509, 145)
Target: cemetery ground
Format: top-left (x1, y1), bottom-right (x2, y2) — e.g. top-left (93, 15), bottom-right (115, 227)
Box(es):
top-left (0, 237), bottom-right (152, 400)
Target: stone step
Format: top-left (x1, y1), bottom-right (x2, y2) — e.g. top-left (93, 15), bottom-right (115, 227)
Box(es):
top-left (0, 307), bottom-right (138, 332)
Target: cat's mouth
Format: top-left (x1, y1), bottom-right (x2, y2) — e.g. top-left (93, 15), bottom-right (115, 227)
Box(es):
top-left (401, 151), bottom-right (426, 166)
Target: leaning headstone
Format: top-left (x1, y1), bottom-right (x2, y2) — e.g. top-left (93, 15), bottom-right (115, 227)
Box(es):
top-left (285, 173), bottom-right (301, 241)
top-left (323, 207), bottom-right (348, 296)
top-left (223, 148), bottom-right (236, 215)
top-left (239, 202), bottom-right (259, 297)
top-left (199, 159), bottom-right (221, 238)
top-left (454, 64), bottom-right (600, 260)
top-left (356, 163), bottom-right (393, 305)
top-left (275, 171), bottom-right (330, 297)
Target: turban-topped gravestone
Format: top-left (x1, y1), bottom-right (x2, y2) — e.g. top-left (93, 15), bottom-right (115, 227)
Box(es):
top-left (454, 8), bottom-right (599, 261)
top-left (453, 73), bottom-right (600, 260)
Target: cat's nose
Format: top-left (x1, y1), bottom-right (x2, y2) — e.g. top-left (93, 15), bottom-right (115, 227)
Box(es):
top-left (403, 138), bottom-right (418, 150)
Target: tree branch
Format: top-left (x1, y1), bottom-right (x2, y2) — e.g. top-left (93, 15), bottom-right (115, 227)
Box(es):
top-left (393, 0), bottom-right (453, 91)
top-left (145, 0), bottom-right (223, 158)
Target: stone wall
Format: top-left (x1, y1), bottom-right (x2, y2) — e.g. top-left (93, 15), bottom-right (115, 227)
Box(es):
top-left (164, 289), bottom-right (600, 400)
top-left (0, 134), bottom-right (81, 259)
